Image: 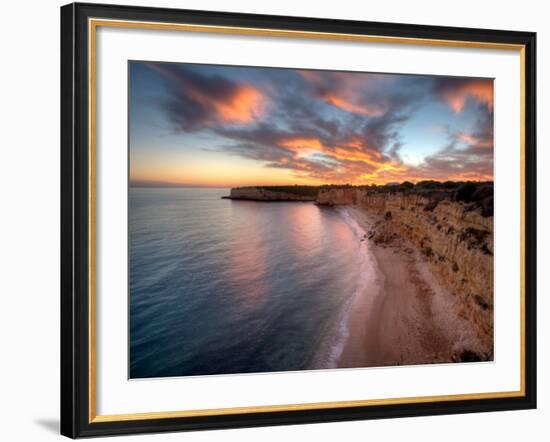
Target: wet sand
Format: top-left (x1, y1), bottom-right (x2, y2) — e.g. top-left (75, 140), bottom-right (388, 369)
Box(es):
top-left (338, 207), bottom-right (461, 368)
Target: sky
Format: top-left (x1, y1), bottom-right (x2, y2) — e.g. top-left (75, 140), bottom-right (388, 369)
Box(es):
top-left (129, 61), bottom-right (494, 187)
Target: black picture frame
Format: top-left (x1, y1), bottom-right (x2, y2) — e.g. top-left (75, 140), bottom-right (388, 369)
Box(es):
top-left (61, 2), bottom-right (537, 438)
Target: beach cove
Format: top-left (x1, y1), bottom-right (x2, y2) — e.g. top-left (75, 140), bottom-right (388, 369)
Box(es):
top-left (225, 182), bottom-right (494, 369)
top-left (129, 181), bottom-right (493, 378)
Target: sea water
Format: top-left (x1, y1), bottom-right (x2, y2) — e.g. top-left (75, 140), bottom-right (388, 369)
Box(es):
top-left (129, 187), bottom-right (373, 378)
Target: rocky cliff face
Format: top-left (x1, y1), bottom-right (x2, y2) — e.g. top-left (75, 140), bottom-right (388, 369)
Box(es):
top-left (317, 183), bottom-right (494, 353)
top-left (226, 182), bottom-right (494, 355)
top-left (227, 186), bottom-right (318, 201)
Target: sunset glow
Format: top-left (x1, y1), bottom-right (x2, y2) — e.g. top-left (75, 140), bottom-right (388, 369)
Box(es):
top-left (130, 62), bottom-right (494, 187)
top-left (437, 79), bottom-right (494, 114)
top-left (321, 93), bottom-right (385, 116)
top-left (212, 85), bottom-right (265, 123)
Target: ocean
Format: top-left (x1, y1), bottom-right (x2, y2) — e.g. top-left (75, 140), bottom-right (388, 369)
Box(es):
top-left (129, 187), bottom-right (373, 378)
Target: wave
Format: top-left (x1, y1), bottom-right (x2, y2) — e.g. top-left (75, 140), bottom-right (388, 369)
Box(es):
top-left (311, 207), bottom-right (382, 369)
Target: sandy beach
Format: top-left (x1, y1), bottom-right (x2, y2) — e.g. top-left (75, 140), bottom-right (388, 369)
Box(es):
top-left (338, 206), bottom-right (485, 368)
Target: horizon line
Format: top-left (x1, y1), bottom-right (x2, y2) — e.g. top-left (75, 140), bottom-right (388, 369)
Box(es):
top-left (130, 179), bottom-right (494, 189)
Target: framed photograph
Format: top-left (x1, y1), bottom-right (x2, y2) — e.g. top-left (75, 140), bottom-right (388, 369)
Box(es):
top-left (60, 2), bottom-right (536, 438)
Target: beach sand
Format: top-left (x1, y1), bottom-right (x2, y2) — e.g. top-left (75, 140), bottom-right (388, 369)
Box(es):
top-left (338, 207), bottom-right (477, 368)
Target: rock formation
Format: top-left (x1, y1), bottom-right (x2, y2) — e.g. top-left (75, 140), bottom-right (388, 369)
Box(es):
top-left (225, 181), bottom-right (494, 357)
top-left (225, 186), bottom-right (319, 201)
top-left (317, 181), bottom-right (494, 355)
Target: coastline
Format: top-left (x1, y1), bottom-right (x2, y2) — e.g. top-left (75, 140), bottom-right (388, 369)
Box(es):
top-left (337, 205), bottom-right (486, 368)
top-left (331, 208), bottom-right (383, 368)
top-left (223, 183), bottom-right (494, 369)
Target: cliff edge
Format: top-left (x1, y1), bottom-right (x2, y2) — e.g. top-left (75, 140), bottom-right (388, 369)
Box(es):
top-left (316, 181), bottom-right (494, 358)
top-left (224, 185), bottom-right (320, 201)
top-left (225, 181), bottom-right (494, 358)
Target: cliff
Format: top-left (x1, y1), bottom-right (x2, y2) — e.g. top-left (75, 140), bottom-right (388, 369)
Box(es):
top-left (317, 181), bottom-right (494, 355)
top-left (224, 186), bottom-right (320, 201)
top-left (225, 181), bottom-right (494, 358)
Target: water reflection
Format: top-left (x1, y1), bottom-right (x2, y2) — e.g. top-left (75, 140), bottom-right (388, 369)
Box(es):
top-left (286, 203), bottom-right (323, 260)
top-left (228, 201), bottom-right (269, 308)
top-left (130, 189), bottom-right (364, 378)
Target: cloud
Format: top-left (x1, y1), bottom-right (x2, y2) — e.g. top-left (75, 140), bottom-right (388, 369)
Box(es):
top-left (299, 70), bottom-right (387, 116)
top-left (145, 63), bottom-right (266, 130)
top-left (135, 62), bottom-right (494, 184)
top-left (434, 78), bottom-right (493, 113)
top-left (214, 111), bottom-right (410, 184)
top-left (207, 74), bottom-right (434, 184)
top-left (411, 146), bottom-right (493, 182)
top-left (403, 111), bottom-right (494, 181)
top-left (319, 93), bottom-right (385, 116)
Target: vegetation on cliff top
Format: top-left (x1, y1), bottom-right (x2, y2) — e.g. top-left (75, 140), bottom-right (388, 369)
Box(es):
top-left (254, 185), bottom-right (322, 197)
top-left (360, 181), bottom-right (494, 217)
top-left (242, 181), bottom-right (493, 217)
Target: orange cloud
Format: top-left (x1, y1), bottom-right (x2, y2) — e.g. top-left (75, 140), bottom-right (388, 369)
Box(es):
top-left (278, 136), bottom-right (406, 177)
top-left (145, 62), bottom-right (266, 127)
top-left (440, 80), bottom-right (493, 113)
top-left (279, 137), bottom-right (324, 159)
top-left (214, 86), bottom-right (265, 123)
top-left (135, 63), bottom-right (494, 187)
top-left (277, 133), bottom-right (492, 185)
top-left (187, 84), bottom-right (265, 124)
top-left (320, 93), bottom-right (384, 116)
top-left (299, 70), bottom-right (385, 116)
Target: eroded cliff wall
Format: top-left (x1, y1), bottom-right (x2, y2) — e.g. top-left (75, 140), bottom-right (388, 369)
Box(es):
top-left (317, 185), bottom-right (494, 352)
top-left (228, 187), bottom-right (317, 201)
